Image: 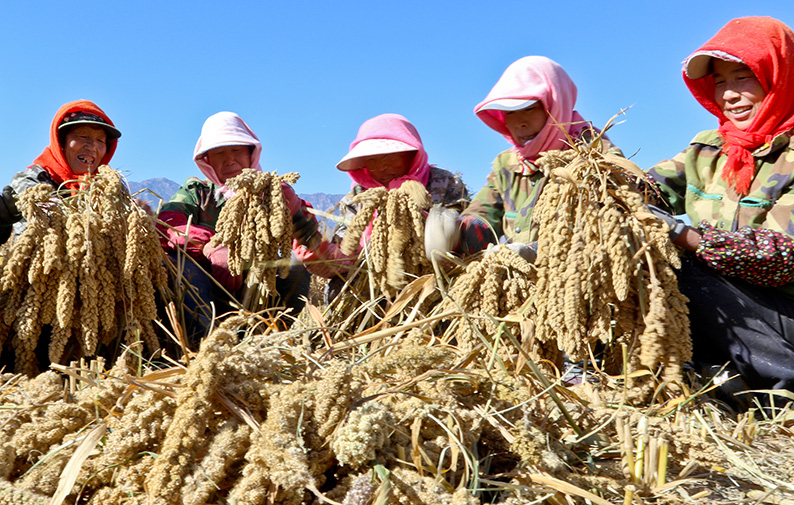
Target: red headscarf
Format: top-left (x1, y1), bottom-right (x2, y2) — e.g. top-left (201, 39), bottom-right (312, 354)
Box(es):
top-left (683, 17), bottom-right (794, 195)
top-left (30, 100), bottom-right (119, 188)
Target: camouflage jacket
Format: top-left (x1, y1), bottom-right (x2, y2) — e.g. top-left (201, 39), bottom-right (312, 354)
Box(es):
top-left (159, 177), bottom-right (226, 232)
top-left (648, 129), bottom-right (794, 294)
top-left (463, 134), bottom-right (621, 243)
top-left (332, 166), bottom-right (469, 242)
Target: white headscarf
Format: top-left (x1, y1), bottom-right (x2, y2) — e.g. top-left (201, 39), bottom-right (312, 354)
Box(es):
top-left (193, 111), bottom-right (262, 192)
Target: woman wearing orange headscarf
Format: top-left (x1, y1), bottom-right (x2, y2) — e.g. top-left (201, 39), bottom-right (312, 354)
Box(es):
top-left (648, 17), bottom-right (794, 402)
top-left (1, 100), bottom-right (121, 242)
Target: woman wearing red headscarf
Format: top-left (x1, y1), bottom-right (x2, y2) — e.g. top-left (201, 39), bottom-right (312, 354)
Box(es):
top-left (648, 17), bottom-right (794, 401)
top-left (1, 100), bottom-right (121, 243)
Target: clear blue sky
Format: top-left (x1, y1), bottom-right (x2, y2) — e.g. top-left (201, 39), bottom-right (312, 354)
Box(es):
top-left (1, 2), bottom-right (792, 196)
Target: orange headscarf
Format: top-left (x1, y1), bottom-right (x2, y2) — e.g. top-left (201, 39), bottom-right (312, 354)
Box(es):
top-left (30, 100), bottom-right (119, 187)
top-left (683, 17), bottom-right (794, 195)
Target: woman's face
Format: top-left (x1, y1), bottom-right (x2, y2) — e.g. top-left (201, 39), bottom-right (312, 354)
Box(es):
top-left (63, 125), bottom-right (108, 175)
top-left (362, 151), bottom-right (415, 186)
top-left (712, 59), bottom-right (766, 131)
top-left (505, 102), bottom-right (548, 146)
top-left (206, 145), bottom-right (252, 183)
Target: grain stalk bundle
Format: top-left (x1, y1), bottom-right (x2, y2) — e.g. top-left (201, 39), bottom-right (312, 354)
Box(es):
top-left (208, 169), bottom-right (298, 310)
top-left (0, 314), bottom-right (791, 504)
top-left (0, 166), bottom-right (167, 375)
top-left (531, 133), bottom-right (691, 390)
top-left (439, 245), bottom-right (540, 359)
top-left (339, 180), bottom-right (432, 299)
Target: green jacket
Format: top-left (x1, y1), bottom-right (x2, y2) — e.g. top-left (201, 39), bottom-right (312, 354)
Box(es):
top-left (648, 129), bottom-right (794, 233)
top-left (463, 134), bottom-right (621, 243)
top-left (159, 177), bottom-right (226, 232)
top-left (648, 129), bottom-right (794, 294)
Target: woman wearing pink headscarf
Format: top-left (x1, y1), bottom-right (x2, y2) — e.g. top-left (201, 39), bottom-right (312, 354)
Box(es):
top-left (459, 56), bottom-right (621, 255)
top-left (294, 113), bottom-right (468, 285)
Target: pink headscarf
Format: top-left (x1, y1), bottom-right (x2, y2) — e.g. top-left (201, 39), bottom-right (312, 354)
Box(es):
top-left (344, 114), bottom-right (431, 190)
top-left (475, 56), bottom-right (587, 163)
top-left (193, 111), bottom-right (263, 193)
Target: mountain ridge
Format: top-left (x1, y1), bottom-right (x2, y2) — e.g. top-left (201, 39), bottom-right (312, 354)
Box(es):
top-left (128, 178), bottom-right (345, 219)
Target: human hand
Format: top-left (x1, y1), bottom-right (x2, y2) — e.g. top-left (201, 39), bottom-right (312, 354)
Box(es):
top-left (202, 242), bottom-right (243, 293)
top-left (0, 186), bottom-right (21, 226)
top-left (647, 204), bottom-right (687, 242)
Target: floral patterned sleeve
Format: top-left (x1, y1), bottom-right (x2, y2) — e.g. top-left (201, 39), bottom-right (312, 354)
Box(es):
top-left (695, 222), bottom-right (794, 287)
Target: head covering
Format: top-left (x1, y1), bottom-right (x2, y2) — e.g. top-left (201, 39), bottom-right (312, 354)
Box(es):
top-left (31, 100), bottom-right (119, 187)
top-left (58, 111), bottom-right (121, 140)
top-left (339, 114), bottom-right (431, 190)
top-left (337, 139), bottom-right (417, 171)
top-left (474, 56), bottom-right (587, 163)
top-left (193, 111), bottom-right (262, 190)
top-left (683, 16), bottom-right (794, 195)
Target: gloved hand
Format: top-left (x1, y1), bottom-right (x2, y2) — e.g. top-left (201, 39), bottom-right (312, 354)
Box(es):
top-left (485, 242), bottom-right (538, 264)
top-left (647, 204), bottom-right (687, 242)
top-left (424, 206), bottom-right (460, 261)
top-left (282, 182), bottom-right (320, 249)
top-left (0, 186), bottom-right (21, 226)
top-left (203, 242), bottom-right (243, 293)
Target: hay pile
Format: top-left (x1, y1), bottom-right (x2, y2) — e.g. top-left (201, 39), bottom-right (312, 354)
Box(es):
top-left (1, 133), bottom-right (793, 505)
top-left (1, 315), bottom-right (793, 504)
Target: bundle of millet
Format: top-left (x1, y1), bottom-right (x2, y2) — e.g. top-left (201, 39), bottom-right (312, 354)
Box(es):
top-left (339, 180), bottom-right (433, 298)
top-left (530, 139), bottom-right (691, 387)
top-left (439, 245), bottom-right (540, 358)
top-left (0, 166), bottom-right (167, 375)
top-left (208, 169), bottom-right (298, 307)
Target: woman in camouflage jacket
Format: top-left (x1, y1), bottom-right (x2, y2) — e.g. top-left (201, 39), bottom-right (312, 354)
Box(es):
top-left (648, 17), bottom-right (794, 396)
top-left (459, 56), bottom-right (621, 255)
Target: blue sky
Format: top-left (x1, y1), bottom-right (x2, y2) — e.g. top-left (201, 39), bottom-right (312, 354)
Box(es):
top-left (1, 2), bottom-right (792, 197)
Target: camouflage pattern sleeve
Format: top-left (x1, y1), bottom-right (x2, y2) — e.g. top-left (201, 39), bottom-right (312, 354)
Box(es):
top-left (461, 167), bottom-right (506, 239)
top-left (646, 147), bottom-right (691, 214)
top-left (425, 166), bottom-right (470, 210)
top-left (331, 185), bottom-right (364, 243)
top-left (9, 166), bottom-right (58, 236)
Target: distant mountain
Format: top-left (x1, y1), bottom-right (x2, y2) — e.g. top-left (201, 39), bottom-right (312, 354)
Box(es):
top-left (299, 192), bottom-right (346, 233)
top-left (128, 178), bottom-right (180, 209)
top-left (126, 179), bottom-right (345, 228)
top-left (299, 193), bottom-right (345, 213)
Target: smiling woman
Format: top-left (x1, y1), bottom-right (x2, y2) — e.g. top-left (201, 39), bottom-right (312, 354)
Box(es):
top-left (646, 16), bottom-right (794, 403)
top-left (0, 100), bottom-right (121, 243)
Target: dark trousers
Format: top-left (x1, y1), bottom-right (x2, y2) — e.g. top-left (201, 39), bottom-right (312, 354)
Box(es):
top-left (678, 255), bottom-right (794, 392)
top-left (168, 252), bottom-right (311, 346)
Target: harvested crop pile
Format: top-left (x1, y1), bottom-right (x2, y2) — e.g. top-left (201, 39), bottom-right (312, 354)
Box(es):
top-left (340, 180), bottom-right (433, 298)
top-left (0, 167), bottom-right (167, 375)
top-left (209, 169), bottom-right (299, 308)
top-left (1, 316), bottom-right (792, 504)
top-left (438, 245), bottom-right (542, 360)
top-left (530, 136), bottom-right (691, 392)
